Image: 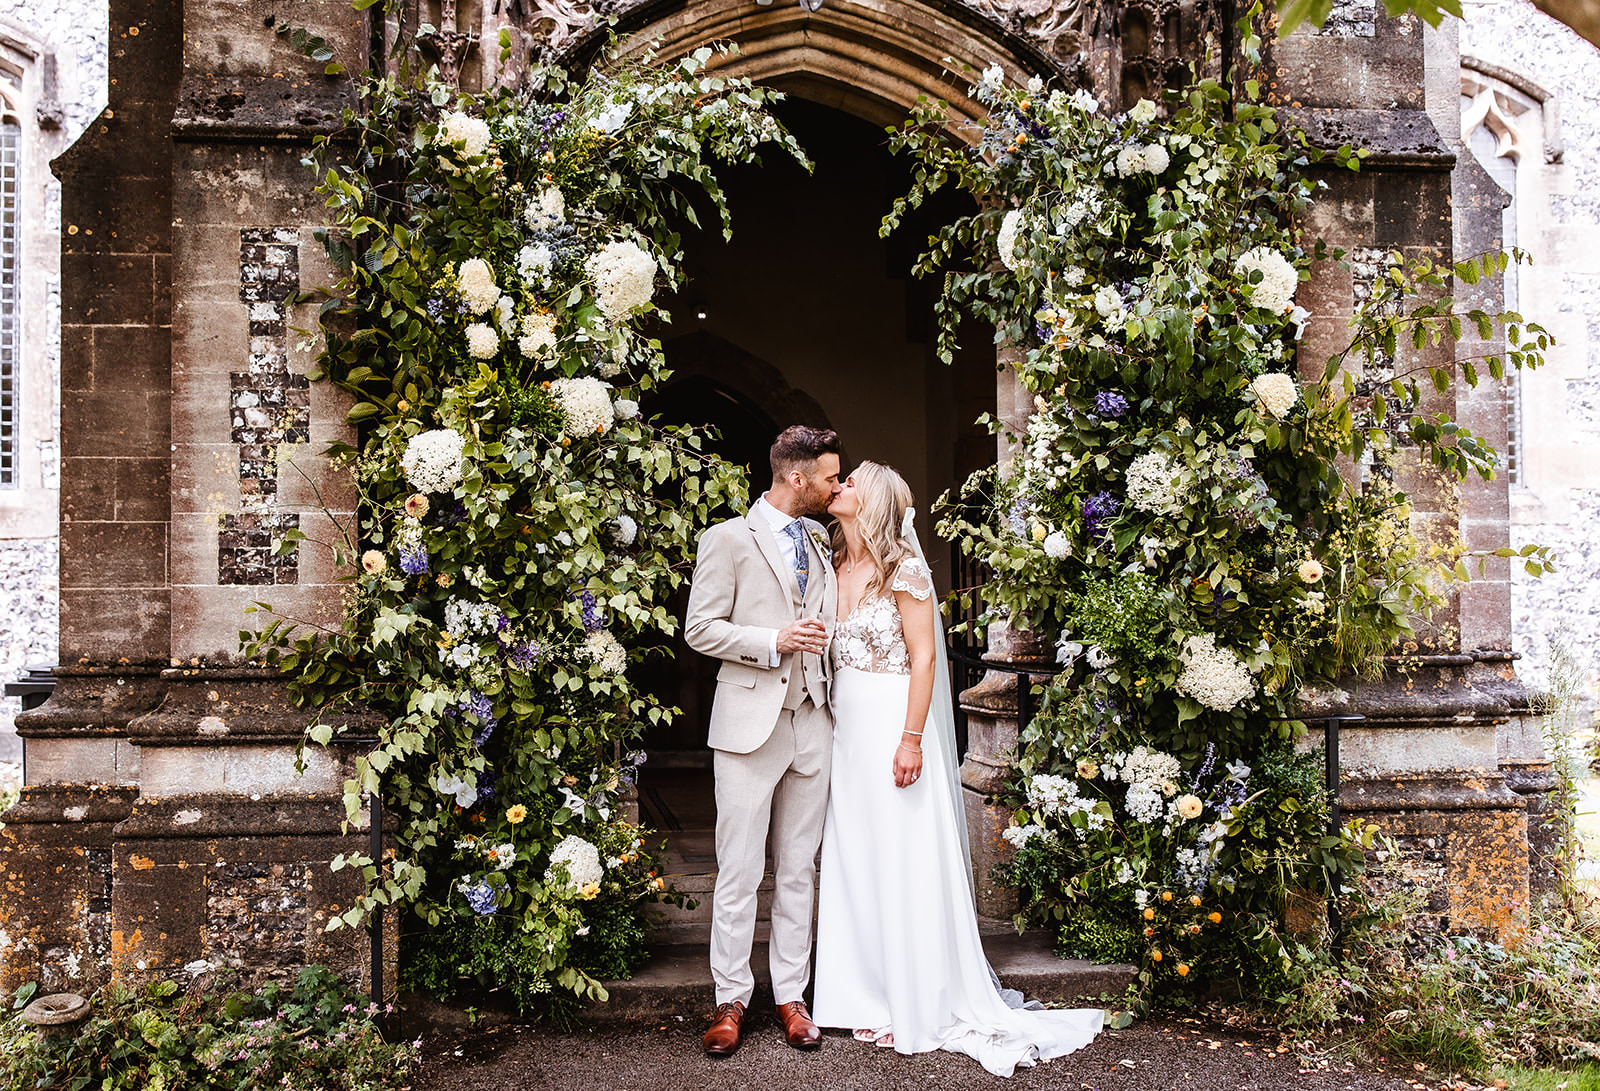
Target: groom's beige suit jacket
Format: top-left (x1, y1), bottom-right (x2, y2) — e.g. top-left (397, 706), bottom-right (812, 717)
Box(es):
top-left (685, 507), bottom-right (835, 753)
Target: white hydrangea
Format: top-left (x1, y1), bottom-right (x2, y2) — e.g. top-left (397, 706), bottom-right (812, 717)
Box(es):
top-left (493, 295), bottom-right (517, 336)
top-left (1251, 372), bottom-right (1298, 417)
top-left (401, 428), bottom-right (466, 493)
top-left (546, 835), bottom-right (604, 891)
top-left (592, 100), bottom-right (633, 135)
top-left (997, 209), bottom-right (1026, 273)
top-left (1234, 247), bottom-right (1299, 314)
top-left (444, 598), bottom-right (500, 636)
top-left (440, 111), bottom-right (491, 158)
top-left (490, 843), bottom-right (517, 871)
top-left (585, 240), bottom-right (658, 322)
top-left (1042, 530), bottom-right (1070, 559)
top-left (584, 629), bottom-right (627, 674)
top-left (550, 376), bottom-right (615, 438)
top-left (1093, 284), bottom-right (1123, 318)
top-left (465, 322), bottom-right (500, 360)
top-left (517, 243), bottom-right (554, 283)
top-left (1141, 142), bottom-right (1170, 173)
top-left (1124, 780), bottom-right (1165, 824)
top-left (1120, 745), bottom-right (1182, 788)
top-left (1115, 145), bottom-right (1148, 176)
top-left (1025, 773), bottom-right (1079, 817)
top-left (1125, 451), bottom-right (1187, 513)
top-left (518, 311), bottom-right (558, 357)
top-left (613, 398), bottom-right (640, 421)
top-left (1176, 633), bottom-right (1258, 711)
top-left (1002, 823), bottom-right (1051, 849)
top-left (1128, 98), bottom-right (1158, 124)
top-left (524, 186), bottom-right (565, 230)
top-left (457, 258), bottom-right (500, 315)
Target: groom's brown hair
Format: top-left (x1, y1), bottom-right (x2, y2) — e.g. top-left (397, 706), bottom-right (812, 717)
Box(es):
top-left (769, 425), bottom-right (840, 478)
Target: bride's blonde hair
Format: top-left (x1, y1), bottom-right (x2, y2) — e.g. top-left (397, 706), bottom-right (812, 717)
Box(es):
top-left (831, 460), bottom-right (916, 599)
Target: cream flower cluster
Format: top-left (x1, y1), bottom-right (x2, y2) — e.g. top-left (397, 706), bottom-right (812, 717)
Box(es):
top-left (1119, 745), bottom-right (1182, 790)
top-left (1001, 823), bottom-right (1051, 848)
top-left (1250, 372), bottom-right (1298, 418)
top-left (1115, 142), bottom-right (1169, 176)
top-left (584, 629), bottom-right (628, 674)
top-left (524, 186), bottom-right (565, 230)
top-left (997, 209), bottom-right (1025, 273)
top-left (517, 243), bottom-right (554, 283)
top-left (545, 835), bottom-right (604, 891)
top-left (518, 312), bottom-right (558, 357)
top-left (1234, 247), bottom-right (1298, 314)
top-left (585, 240), bottom-right (658, 322)
top-left (1093, 284), bottom-right (1123, 318)
top-left (1125, 451), bottom-right (1187, 514)
top-left (1176, 633), bottom-right (1258, 711)
top-left (401, 428), bottom-right (465, 493)
top-left (550, 376), bottom-right (614, 437)
top-left (440, 111), bottom-right (491, 158)
top-left (465, 322), bottom-right (499, 359)
top-left (457, 258), bottom-right (500, 315)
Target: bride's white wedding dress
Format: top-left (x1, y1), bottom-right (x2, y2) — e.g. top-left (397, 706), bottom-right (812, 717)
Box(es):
top-left (812, 555), bottom-right (1103, 1078)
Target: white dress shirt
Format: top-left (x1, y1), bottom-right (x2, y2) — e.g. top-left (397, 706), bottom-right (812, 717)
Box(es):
top-left (755, 495), bottom-right (806, 666)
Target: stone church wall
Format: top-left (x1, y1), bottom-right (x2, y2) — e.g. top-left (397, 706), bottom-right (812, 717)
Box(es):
top-left (1460, 0), bottom-right (1600, 696)
top-left (0, 0), bottom-right (106, 757)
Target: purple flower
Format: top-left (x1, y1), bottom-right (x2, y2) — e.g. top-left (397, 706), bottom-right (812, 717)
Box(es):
top-left (1092, 391), bottom-right (1130, 419)
top-left (1006, 495), bottom-right (1033, 537)
top-left (1197, 741), bottom-right (1217, 782)
top-left (458, 690), bottom-right (498, 747)
top-left (424, 297), bottom-right (445, 321)
top-left (1081, 491), bottom-right (1120, 539)
top-left (1035, 321), bottom-right (1051, 344)
top-left (508, 640), bottom-right (544, 673)
top-left (460, 879), bottom-right (499, 916)
top-left (578, 589), bottom-right (605, 633)
top-left (399, 544), bottom-right (430, 576)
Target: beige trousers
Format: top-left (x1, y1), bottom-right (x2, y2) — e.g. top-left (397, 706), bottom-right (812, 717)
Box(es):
top-left (710, 700), bottom-right (833, 1006)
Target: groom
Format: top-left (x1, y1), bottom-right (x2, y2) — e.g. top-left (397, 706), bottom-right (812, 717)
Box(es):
top-left (684, 425), bottom-right (841, 1057)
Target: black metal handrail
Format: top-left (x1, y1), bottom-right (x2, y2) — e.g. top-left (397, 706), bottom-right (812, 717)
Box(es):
top-left (945, 641), bottom-right (1053, 760)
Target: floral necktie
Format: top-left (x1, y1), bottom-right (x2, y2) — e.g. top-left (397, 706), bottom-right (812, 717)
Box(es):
top-left (783, 520), bottom-right (809, 597)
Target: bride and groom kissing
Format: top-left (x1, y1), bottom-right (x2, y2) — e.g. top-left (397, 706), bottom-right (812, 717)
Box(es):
top-left (684, 425), bottom-right (1104, 1078)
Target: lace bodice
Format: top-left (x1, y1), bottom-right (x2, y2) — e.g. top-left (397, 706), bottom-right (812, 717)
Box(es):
top-left (831, 558), bottom-right (933, 675)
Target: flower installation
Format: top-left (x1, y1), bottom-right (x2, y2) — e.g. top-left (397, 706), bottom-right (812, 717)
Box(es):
top-left (245, 43), bottom-right (804, 1014)
top-left (889, 62), bottom-right (1549, 1002)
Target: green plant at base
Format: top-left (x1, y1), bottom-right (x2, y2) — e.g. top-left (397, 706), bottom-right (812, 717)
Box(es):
top-left (0, 967), bottom-right (414, 1091)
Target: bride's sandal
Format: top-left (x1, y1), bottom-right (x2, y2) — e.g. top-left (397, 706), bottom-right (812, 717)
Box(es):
top-left (852, 1029), bottom-right (878, 1043)
top-left (873, 1032), bottom-right (896, 1048)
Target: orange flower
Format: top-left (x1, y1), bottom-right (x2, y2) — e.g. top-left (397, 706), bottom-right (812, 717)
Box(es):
top-left (1151, 949), bottom-right (1163, 962)
top-left (1142, 908), bottom-right (1155, 921)
top-left (1161, 891), bottom-right (1173, 902)
top-left (1190, 896), bottom-right (1203, 907)
top-left (1208, 911), bottom-right (1222, 924)
top-left (1176, 963), bottom-right (1190, 977)
top-left (506, 804), bottom-right (527, 825)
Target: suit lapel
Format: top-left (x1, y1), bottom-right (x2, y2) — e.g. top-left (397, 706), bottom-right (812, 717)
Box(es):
top-left (746, 508), bottom-right (803, 606)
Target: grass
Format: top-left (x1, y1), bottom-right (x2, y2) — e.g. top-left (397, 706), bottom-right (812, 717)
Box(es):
top-left (1490, 1062), bottom-right (1600, 1090)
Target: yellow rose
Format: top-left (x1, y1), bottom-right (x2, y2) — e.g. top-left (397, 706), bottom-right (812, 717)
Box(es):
top-left (1175, 794), bottom-right (1204, 820)
top-left (1031, 523), bottom-right (1047, 542)
top-left (506, 804), bottom-right (527, 824)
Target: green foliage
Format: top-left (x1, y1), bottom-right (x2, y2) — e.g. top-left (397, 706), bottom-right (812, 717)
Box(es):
top-left (891, 60), bottom-right (1545, 1008)
top-left (243, 42), bottom-right (803, 1013)
top-left (0, 967), bottom-right (413, 1091)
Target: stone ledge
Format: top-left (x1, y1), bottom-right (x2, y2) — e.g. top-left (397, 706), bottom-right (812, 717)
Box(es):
top-left (114, 794), bottom-right (364, 838)
top-left (1284, 107), bottom-right (1454, 168)
top-left (172, 73), bottom-right (353, 143)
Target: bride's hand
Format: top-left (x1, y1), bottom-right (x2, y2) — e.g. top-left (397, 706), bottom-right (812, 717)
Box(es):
top-left (893, 742), bottom-right (923, 789)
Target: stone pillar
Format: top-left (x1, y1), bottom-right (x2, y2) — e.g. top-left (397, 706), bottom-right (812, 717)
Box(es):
top-left (97, 0), bottom-right (374, 986)
top-left (0, 0), bottom-right (179, 993)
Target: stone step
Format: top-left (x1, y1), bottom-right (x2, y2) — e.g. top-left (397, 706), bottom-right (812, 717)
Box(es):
top-left (587, 927), bottom-right (1137, 1026)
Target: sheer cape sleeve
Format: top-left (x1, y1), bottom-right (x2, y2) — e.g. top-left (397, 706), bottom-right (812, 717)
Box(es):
top-left (891, 556), bottom-right (934, 600)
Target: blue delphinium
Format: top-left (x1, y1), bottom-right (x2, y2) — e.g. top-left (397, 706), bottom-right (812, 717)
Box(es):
top-left (399, 544), bottom-right (430, 576)
top-left (508, 640), bottom-right (544, 673)
top-left (578, 589), bottom-right (605, 633)
top-left (1081, 490), bottom-right (1121, 538)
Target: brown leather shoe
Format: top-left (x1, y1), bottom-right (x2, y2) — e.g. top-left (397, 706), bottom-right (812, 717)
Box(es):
top-left (702, 1000), bottom-right (746, 1057)
top-left (776, 1000), bottom-right (822, 1050)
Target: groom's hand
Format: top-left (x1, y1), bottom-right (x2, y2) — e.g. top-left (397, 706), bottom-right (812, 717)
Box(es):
top-left (776, 618), bottom-right (828, 656)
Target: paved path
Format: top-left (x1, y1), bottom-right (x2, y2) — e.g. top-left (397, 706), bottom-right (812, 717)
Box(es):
top-left (412, 1015), bottom-right (1426, 1090)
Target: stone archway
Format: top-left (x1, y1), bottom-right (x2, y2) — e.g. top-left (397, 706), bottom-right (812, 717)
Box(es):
top-left (568, 0), bottom-right (1065, 134)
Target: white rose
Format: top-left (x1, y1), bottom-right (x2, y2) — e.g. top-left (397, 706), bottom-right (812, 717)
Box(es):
top-left (1093, 284), bottom-right (1123, 318)
top-left (1235, 247), bottom-right (1299, 314)
top-left (1115, 146), bottom-right (1147, 176)
top-left (1142, 143), bottom-right (1170, 173)
top-left (1129, 98), bottom-right (1158, 124)
top-left (981, 64), bottom-right (1005, 90)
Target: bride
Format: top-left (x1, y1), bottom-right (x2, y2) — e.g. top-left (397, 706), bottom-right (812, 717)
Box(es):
top-left (811, 460), bottom-right (1104, 1077)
